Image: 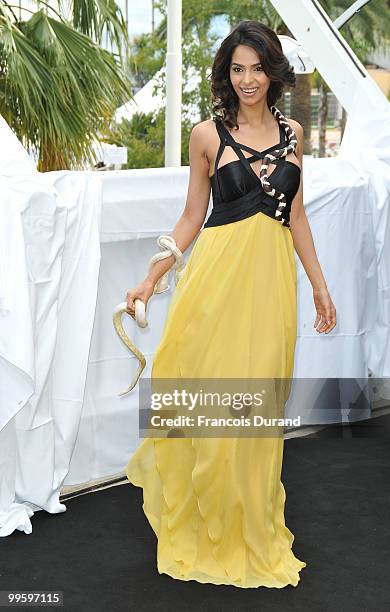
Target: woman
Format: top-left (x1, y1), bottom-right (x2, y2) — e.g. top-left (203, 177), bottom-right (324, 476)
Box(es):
top-left (124, 20), bottom-right (336, 588)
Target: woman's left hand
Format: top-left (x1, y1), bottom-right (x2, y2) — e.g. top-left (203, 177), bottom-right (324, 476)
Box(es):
top-left (313, 287), bottom-right (337, 334)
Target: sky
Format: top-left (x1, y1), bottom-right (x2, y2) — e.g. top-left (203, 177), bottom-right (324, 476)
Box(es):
top-left (117, 1), bottom-right (228, 40)
top-left (116, 1), bottom-right (164, 37)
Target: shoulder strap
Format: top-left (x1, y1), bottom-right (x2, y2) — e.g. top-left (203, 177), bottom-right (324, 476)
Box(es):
top-left (213, 117), bottom-right (226, 143)
top-left (211, 118), bottom-right (227, 200)
top-left (215, 119), bottom-right (263, 182)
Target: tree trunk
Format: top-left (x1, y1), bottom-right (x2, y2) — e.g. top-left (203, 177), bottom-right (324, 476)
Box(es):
top-left (340, 107), bottom-right (347, 144)
top-left (318, 79), bottom-right (328, 158)
top-left (39, 145), bottom-right (67, 172)
top-left (290, 73), bottom-right (312, 155)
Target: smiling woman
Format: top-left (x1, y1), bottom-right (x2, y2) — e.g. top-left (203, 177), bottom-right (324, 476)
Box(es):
top-left (125, 18), bottom-right (336, 590)
top-left (211, 21), bottom-right (296, 129)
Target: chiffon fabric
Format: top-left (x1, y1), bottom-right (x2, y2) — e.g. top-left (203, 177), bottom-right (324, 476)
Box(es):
top-left (125, 210), bottom-right (306, 588)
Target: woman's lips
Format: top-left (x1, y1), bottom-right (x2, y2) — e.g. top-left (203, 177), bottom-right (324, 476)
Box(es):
top-left (240, 87), bottom-right (259, 97)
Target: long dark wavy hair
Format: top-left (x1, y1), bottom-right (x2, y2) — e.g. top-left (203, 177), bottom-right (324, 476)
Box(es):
top-left (210, 21), bottom-right (296, 129)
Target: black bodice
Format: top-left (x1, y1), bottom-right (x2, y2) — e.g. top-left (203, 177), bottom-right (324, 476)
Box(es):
top-left (203, 117), bottom-right (301, 229)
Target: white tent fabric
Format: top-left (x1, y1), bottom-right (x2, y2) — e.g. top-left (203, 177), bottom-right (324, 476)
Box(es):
top-left (338, 78), bottom-right (390, 379)
top-left (0, 170), bottom-right (102, 537)
top-left (1, 74), bottom-right (390, 536)
top-left (0, 116), bottom-right (102, 536)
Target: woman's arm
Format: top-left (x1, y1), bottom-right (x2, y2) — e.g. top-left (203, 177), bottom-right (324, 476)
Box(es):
top-left (145, 122), bottom-right (212, 286)
top-left (289, 121), bottom-right (337, 334)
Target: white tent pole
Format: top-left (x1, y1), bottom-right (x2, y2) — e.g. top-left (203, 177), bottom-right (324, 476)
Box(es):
top-left (165, 0), bottom-right (182, 167)
top-left (333, 0), bottom-right (372, 29)
top-left (270, 0), bottom-right (371, 113)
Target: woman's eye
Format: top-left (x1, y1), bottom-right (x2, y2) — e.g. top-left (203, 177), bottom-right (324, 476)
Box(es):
top-left (231, 66), bottom-right (263, 72)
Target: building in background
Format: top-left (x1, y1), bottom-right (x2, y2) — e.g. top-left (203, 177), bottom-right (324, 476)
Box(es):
top-left (366, 50), bottom-right (390, 99)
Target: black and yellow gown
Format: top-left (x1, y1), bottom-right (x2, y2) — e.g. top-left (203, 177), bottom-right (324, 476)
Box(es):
top-left (125, 116), bottom-right (307, 588)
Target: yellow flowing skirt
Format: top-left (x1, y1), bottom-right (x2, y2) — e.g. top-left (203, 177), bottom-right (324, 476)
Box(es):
top-left (125, 211), bottom-right (307, 588)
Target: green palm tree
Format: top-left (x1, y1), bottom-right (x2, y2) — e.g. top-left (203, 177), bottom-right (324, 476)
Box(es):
top-left (0, 1), bottom-right (132, 171)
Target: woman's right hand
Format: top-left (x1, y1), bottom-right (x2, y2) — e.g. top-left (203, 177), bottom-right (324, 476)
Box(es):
top-left (124, 278), bottom-right (155, 320)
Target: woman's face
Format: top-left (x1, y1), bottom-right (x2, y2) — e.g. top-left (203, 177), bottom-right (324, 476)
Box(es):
top-left (229, 44), bottom-right (270, 105)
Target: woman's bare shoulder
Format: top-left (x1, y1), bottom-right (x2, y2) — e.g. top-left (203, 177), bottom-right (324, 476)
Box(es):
top-left (288, 118), bottom-right (303, 138)
top-left (287, 119), bottom-right (304, 156)
top-left (190, 120), bottom-right (218, 161)
top-left (191, 119), bottom-right (216, 142)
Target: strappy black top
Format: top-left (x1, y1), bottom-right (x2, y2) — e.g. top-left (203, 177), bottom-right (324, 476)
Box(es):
top-left (203, 117), bottom-right (301, 229)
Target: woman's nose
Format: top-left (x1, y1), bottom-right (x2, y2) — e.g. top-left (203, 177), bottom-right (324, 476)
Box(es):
top-left (241, 71), bottom-right (254, 85)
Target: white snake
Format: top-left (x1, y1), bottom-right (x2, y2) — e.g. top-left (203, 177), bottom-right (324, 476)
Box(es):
top-left (113, 235), bottom-right (185, 396)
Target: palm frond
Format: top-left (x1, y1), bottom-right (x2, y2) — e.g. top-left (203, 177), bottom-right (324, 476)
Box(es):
top-left (66, 0), bottom-right (129, 58)
top-left (0, 7), bottom-right (132, 170)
